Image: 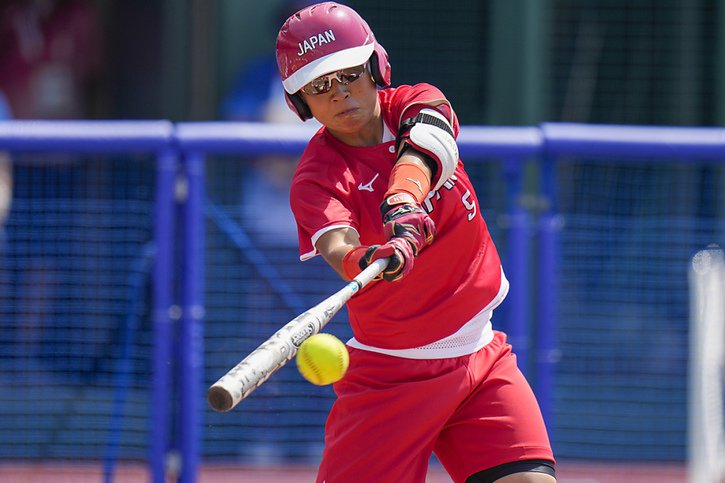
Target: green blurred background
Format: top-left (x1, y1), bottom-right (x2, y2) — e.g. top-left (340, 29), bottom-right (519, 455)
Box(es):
top-left (85, 0), bottom-right (725, 126)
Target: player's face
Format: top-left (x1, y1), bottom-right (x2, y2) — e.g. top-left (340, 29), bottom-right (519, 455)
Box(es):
top-left (300, 65), bottom-right (381, 146)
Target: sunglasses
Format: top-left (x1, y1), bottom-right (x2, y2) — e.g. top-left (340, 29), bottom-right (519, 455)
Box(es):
top-left (301, 64), bottom-right (367, 95)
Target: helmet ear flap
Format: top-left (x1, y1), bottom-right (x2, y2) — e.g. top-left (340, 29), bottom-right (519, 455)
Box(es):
top-left (369, 47), bottom-right (391, 87)
top-left (285, 92), bottom-right (313, 121)
top-left (368, 54), bottom-right (383, 86)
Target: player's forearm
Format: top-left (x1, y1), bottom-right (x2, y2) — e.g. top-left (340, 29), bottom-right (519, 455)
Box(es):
top-left (322, 243), bottom-right (358, 281)
top-left (315, 227), bottom-right (362, 281)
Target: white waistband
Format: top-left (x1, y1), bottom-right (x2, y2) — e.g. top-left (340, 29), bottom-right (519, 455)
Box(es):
top-left (346, 309), bottom-right (494, 360)
top-left (346, 267), bottom-right (509, 360)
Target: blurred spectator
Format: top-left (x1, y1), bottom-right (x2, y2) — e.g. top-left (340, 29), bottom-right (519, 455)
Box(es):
top-left (220, 47), bottom-right (301, 124)
top-left (220, 1), bottom-right (316, 124)
top-left (0, 0), bottom-right (104, 373)
top-left (0, 0), bottom-right (104, 119)
top-left (0, 90), bottom-right (13, 367)
top-left (0, 90), bottom-right (11, 251)
top-left (219, 0), bottom-right (317, 246)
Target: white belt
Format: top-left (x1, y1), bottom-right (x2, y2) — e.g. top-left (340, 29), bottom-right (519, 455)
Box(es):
top-left (346, 267), bottom-right (509, 360)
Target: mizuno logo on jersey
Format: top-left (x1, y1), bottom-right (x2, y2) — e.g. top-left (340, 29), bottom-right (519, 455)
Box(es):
top-left (297, 30), bottom-right (336, 56)
top-left (358, 173), bottom-right (379, 192)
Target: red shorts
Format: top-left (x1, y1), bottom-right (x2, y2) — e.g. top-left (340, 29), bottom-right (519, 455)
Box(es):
top-left (316, 331), bottom-right (554, 483)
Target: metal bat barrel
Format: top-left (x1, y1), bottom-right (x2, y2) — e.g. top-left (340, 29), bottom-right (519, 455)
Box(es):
top-left (207, 258), bottom-right (387, 412)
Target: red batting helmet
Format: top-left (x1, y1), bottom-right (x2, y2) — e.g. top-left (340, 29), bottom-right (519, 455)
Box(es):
top-left (276, 2), bottom-right (391, 120)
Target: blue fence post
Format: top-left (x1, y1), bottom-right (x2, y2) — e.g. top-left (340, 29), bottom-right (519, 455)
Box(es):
top-left (503, 157), bottom-right (531, 376)
top-left (151, 146), bottom-right (178, 483)
top-left (179, 150), bottom-right (205, 483)
top-left (536, 151), bottom-right (560, 436)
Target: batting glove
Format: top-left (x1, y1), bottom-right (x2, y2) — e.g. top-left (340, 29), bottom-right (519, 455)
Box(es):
top-left (380, 193), bottom-right (436, 256)
top-left (342, 237), bottom-right (415, 282)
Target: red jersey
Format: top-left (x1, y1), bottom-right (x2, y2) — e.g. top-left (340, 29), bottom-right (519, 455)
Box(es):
top-left (290, 83), bottom-right (504, 349)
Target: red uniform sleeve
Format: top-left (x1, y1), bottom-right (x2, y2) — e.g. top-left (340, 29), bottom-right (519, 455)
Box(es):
top-left (382, 83), bottom-right (460, 138)
top-left (290, 176), bottom-right (356, 261)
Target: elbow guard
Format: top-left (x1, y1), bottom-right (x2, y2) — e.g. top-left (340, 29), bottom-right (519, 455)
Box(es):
top-left (395, 108), bottom-right (459, 191)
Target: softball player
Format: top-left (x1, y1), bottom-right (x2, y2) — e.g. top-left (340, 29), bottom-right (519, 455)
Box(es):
top-left (276, 3), bottom-right (556, 482)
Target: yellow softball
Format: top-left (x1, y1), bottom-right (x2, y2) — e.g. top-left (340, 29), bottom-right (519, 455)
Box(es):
top-left (296, 333), bottom-right (349, 386)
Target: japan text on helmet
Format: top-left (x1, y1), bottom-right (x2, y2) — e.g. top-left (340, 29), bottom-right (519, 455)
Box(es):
top-left (276, 2), bottom-right (391, 120)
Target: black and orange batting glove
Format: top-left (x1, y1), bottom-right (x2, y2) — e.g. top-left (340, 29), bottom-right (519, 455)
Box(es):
top-left (380, 161), bottom-right (436, 255)
top-left (380, 193), bottom-right (435, 256)
top-left (341, 238), bottom-right (415, 282)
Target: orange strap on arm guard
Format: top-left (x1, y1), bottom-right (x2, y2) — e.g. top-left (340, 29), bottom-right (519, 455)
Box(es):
top-left (384, 161), bottom-right (431, 204)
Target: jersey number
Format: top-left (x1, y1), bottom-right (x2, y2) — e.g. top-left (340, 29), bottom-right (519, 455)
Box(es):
top-left (461, 190), bottom-right (477, 221)
top-left (423, 174), bottom-right (477, 221)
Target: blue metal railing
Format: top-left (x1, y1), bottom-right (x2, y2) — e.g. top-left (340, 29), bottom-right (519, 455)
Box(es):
top-left (0, 120), bottom-right (177, 483)
top-left (1, 120), bottom-right (724, 482)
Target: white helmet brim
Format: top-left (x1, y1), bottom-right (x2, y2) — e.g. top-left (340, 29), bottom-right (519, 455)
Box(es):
top-left (282, 43), bottom-right (375, 94)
